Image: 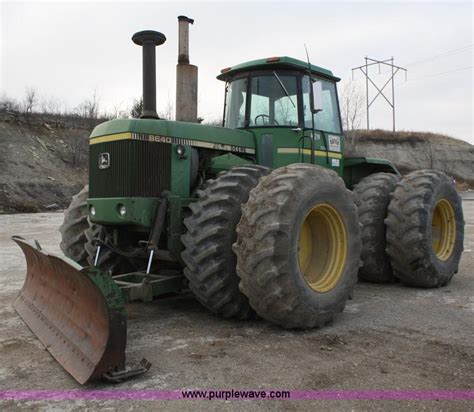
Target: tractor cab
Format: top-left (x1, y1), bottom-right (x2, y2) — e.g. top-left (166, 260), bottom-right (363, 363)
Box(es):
top-left (217, 56), bottom-right (344, 171)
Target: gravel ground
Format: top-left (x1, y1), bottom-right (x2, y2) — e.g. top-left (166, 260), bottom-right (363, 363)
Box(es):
top-left (0, 193), bottom-right (473, 411)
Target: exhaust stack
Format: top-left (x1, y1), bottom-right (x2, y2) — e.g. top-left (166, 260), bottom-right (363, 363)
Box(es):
top-left (132, 30), bottom-right (166, 119)
top-left (176, 16), bottom-right (198, 122)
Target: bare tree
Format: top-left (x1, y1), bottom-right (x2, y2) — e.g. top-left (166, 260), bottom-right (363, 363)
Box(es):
top-left (108, 101), bottom-right (128, 119)
top-left (23, 87), bottom-right (38, 115)
top-left (68, 135), bottom-right (88, 168)
top-left (163, 96), bottom-right (174, 120)
top-left (340, 81), bottom-right (365, 144)
top-left (40, 95), bottom-right (63, 115)
top-left (0, 93), bottom-right (21, 112)
top-left (75, 89), bottom-right (100, 119)
top-left (276, 98), bottom-right (294, 125)
top-left (204, 118), bottom-right (223, 127)
top-left (130, 97), bottom-right (143, 118)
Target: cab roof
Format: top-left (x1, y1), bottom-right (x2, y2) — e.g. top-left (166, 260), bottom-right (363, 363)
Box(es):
top-left (217, 56), bottom-right (340, 82)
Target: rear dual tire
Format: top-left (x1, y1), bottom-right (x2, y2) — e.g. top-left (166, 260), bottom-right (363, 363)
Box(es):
top-left (385, 170), bottom-right (464, 287)
top-left (353, 170), bottom-right (463, 287)
top-left (353, 173), bottom-right (400, 283)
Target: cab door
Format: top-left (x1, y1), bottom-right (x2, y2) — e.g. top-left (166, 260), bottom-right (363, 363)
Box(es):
top-left (301, 76), bottom-right (344, 176)
top-left (246, 71), bottom-right (306, 168)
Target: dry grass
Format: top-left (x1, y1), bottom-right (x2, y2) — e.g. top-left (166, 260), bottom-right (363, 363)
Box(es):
top-left (348, 129), bottom-right (470, 146)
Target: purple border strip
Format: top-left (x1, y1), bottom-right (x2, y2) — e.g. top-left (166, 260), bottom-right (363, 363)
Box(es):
top-left (0, 390), bottom-right (473, 401)
top-left (291, 390), bottom-right (474, 400)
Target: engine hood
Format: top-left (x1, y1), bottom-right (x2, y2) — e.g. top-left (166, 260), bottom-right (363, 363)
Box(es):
top-left (90, 119), bottom-right (255, 155)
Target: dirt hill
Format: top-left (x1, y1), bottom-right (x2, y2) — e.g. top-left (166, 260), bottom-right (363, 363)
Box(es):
top-left (0, 115), bottom-right (472, 213)
top-left (0, 112), bottom-right (91, 213)
top-left (346, 129), bottom-right (473, 187)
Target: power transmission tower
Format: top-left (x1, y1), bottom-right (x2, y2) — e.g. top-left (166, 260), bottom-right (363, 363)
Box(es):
top-left (352, 57), bottom-right (407, 132)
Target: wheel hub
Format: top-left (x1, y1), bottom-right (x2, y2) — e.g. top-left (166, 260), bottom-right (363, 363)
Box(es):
top-left (298, 203), bottom-right (347, 292)
top-left (432, 198), bottom-right (456, 261)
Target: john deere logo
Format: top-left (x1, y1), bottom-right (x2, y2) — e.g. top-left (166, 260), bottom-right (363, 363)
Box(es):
top-left (98, 153), bottom-right (110, 169)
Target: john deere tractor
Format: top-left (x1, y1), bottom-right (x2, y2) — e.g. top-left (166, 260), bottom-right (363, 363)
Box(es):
top-left (12, 23), bottom-right (464, 384)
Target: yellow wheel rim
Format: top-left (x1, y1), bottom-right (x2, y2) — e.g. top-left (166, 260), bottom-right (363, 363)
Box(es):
top-left (432, 199), bottom-right (456, 261)
top-left (297, 203), bottom-right (347, 292)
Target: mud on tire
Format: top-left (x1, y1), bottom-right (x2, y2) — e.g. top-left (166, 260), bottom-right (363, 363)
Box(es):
top-left (234, 164), bottom-right (361, 329)
top-left (354, 173), bottom-right (400, 283)
top-left (385, 170), bottom-right (464, 288)
top-left (181, 165), bottom-right (271, 319)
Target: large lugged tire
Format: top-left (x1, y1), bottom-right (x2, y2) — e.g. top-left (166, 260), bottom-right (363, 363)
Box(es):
top-left (353, 173), bottom-right (400, 283)
top-left (60, 185), bottom-right (91, 266)
top-left (60, 185), bottom-right (130, 274)
top-left (385, 170), bottom-right (464, 288)
top-left (234, 164), bottom-right (361, 329)
top-left (181, 165), bottom-right (271, 319)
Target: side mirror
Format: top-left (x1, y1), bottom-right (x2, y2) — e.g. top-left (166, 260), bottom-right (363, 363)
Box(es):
top-left (311, 80), bottom-right (323, 113)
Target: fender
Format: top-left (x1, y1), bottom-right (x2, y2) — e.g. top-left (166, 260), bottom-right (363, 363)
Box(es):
top-left (343, 157), bottom-right (400, 189)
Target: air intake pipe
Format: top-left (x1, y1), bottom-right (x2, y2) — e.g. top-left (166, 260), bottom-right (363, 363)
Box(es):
top-left (132, 30), bottom-right (166, 119)
top-left (176, 16), bottom-right (198, 122)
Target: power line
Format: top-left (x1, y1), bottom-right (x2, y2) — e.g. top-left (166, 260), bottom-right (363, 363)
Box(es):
top-left (374, 44), bottom-right (472, 76)
top-left (424, 65), bottom-right (473, 77)
top-left (396, 65), bottom-right (473, 86)
top-left (352, 57), bottom-right (407, 132)
top-left (405, 44), bottom-right (473, 67)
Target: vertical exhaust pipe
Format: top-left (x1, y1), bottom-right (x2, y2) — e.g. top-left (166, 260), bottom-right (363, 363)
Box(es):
top-left (178, 15), bottom-right (192, 64)
top-left (132, 30), bottom-right (166, 119)
top-left (176, 16), bottom-right (198, 122)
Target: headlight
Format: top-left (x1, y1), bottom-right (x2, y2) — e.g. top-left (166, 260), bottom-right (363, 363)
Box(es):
top-left (176, 144), bottom-right (186, 158)
top-left (90, 206), bottom-right (96, 217)
top-left (118, 204), bottom-right (127, 216)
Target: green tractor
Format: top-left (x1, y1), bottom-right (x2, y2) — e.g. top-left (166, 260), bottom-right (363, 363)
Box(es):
top-left (12, 24), bottom-right (464, 384)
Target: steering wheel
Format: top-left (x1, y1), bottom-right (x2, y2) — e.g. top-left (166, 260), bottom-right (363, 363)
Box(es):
top-left (254, 114), bottom-right (279, 126)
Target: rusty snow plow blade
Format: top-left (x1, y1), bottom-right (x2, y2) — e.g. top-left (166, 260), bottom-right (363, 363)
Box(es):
top-left (11, 236), bottom-right (150, 384)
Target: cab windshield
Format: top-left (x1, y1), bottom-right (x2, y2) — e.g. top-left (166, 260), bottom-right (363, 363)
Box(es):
top-left (224, 73), bottom-right (299, 128)
top-left (249, 74), bottom-right (298, 127)
top-left (224, 72), bottom-right (342, 133)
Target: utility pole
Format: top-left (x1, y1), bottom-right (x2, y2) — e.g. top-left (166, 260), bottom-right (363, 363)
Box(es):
top-left (352, 57), bottom-right (407, 132)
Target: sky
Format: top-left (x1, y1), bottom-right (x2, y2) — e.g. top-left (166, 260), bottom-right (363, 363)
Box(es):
top-left (1, 1), bottom-right (473, 143)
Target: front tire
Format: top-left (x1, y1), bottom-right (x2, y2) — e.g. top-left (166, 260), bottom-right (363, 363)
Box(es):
top-left (59, 185), bottom-right (131, 274)
top-left (385, 170), bottom-right (464, 287)
top-left (181, 165), bottom-right (270, 319)
top-left (234, 164), bottom-right (361, 329)
top-left (60, 185), bottom-right (92, 266)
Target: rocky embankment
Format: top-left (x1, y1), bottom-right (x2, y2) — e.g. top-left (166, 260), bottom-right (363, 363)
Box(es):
top-left (0, 112), bottom-right (91, 213)
top-left (346, 129), bottom-right (473, 186)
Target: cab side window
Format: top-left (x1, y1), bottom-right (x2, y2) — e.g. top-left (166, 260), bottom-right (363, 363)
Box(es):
top-left (302, 76), bottom-right (341, 134)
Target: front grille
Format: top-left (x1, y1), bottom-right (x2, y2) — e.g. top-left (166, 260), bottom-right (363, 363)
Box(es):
top-left (89, 140), bottom-right (172, 198)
